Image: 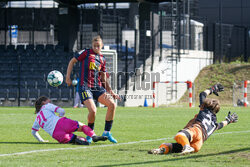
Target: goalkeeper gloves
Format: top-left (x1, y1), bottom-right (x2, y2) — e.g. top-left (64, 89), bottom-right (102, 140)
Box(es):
top-left (225, 111), bottom-right (238, 124)
top-left (208, 84), bottom-right (224, 96)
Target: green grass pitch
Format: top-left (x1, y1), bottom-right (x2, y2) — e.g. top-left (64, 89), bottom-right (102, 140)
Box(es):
top-left (0, 106), bottom-right (250, 167)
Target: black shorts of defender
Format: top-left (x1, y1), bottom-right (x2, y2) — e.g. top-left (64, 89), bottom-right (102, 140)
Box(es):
top-left (79, 86), bottom-right (106, 103)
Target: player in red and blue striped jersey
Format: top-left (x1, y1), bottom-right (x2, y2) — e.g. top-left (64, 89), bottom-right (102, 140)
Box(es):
top-left (66, 36), bottom-right (120, 144)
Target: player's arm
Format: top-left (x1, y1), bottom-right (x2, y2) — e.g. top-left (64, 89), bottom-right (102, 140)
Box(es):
top-left (31, 129), bottom-right (46, 142)
top-left (66, 57), bottom-right (78, 86)
top-left (55, 107), bottom-right (65, 117)
top-left (217, 111), bottom-right (238, 130)
top-left (100, 72), bottom-right (120, 100)
top-left (31, 120), bottom-right (48, 142)
top-left (199, 84), bottom-right (224, 105)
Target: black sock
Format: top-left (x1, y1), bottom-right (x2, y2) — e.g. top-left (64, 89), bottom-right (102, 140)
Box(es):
top-left (104, 120), bottom-right (113, 131)
top-left (172, 143), bottom-right (183, 153)
top-left (88, 123), bottom-right (95, 130)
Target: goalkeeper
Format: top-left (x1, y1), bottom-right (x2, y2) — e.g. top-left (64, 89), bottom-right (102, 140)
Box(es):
top-left (149, 84), bottom-right (238, 155)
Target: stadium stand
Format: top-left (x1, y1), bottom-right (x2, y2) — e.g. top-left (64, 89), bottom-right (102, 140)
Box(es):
top-left (0, 44), bottom-right (74, 106)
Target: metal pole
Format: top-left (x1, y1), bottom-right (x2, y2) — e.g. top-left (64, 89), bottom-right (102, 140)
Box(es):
top-left (134, 29), bottom-right (137, 71)
top-left (151, 12), bottom-right (154, 71)
top-left (9, 2), bottom-right (12, 45)
top-left (32, 8), bottom-right (35, 45)
top-left (219, 0), bottom-right (222, 63)
top-left (213, 23), bottom-right (216, 63)
top-left (244, 27), bottom-right (248, 62)
top-left (125, 40), bottom-right (128, 102)
top-left (18, 54), bottom-right (21, 107)
top-left (159, 10), bottom-right (162, 61)
top-left (4, 8), bottom-right (7, 46)
top-left (116, 16), bottom-right (119, 59)
top-left (98, 3), bottom-right (103, 38)
top-left (80, 7), bottom-right (83, 49)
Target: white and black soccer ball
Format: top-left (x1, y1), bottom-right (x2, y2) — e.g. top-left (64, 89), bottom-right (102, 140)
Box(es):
top-left (47, 70), bottom-right (63, 87)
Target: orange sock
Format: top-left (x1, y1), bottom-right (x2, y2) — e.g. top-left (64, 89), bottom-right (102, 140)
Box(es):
top-left (174, 134), bottom-right (190, 147)
top-left (159, 143), bottom-right (170, 154)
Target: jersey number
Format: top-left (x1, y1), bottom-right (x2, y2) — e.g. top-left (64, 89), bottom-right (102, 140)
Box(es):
top-left (202, 114), bottom-right (216, 136)
top-left (82, 91), bottom-right (91, 100)
top-left (37, 111), bottom-right (47, 128)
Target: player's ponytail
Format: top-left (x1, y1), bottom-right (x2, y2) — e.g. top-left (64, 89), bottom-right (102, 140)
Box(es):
top-left (35, 96), bottom-right (48, 114)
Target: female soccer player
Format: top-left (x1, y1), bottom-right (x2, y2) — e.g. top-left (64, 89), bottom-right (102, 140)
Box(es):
top-left (31, 96), bottom-right (107, 145)
top-left (66, 36), bottom-right (120, 144)
top-left (149, 84), bottom-right (238, 155)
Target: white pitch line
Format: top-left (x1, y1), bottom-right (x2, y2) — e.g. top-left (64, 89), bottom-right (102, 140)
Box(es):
top-left (0, 130), bottom-right (249, 157)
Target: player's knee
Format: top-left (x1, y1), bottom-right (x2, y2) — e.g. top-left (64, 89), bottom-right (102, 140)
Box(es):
top-left (108, 101), bottom-right (116, 110)
top-left (88, 106), bottom-right (97, 114)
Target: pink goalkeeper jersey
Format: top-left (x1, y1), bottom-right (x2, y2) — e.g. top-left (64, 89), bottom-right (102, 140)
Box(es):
top-left (32, 103), bottom-right (62, 136)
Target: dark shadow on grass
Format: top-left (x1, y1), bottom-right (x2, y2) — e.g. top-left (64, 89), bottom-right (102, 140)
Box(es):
top-left (227, 65), bottom-right (250, 73)
top-left (0, 142), bottom-right (60, 145)
top-left (92, 147), bottom-right (250, 167)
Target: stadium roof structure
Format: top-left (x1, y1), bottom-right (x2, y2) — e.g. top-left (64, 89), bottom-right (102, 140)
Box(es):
top-left (54, 0), bottom-right (171, 4)
top-left (3, 0), bottom-right (172, 6)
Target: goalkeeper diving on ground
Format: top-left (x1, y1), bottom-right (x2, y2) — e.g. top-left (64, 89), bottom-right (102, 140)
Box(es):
top-left (148, 84), bottom-right (238, 155)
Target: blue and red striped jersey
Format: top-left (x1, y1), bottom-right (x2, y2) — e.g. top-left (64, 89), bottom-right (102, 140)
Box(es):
top-left (75, 49), bottom-right (106, 88)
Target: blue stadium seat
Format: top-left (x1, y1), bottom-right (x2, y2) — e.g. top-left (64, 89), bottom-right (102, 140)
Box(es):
top-left (45, 44), bottom-right (54, 53)
top-left (20, 88), bottom-right (28, 101)
top-left (55, 45), bottom-right (64, 52)
top-left (7, 45), bottom-right (16, 53)
top-left (26, 45), bottom-right (35, 55)
top-left (28, 88), bottom-right (39, 101)
top-left (39, 88), bottom-right (50, 97)
top-left (50, 88), bottom-right (60, 101)
top-left (36, 44), bottom-right (44, 54)
top-left (7, 88), bottom-right (18, 101)
top-left (0, 88), bottom-right (7, 102)
top-left (60, 88), bottom-right (72, 101)
top-left (26, 80), bottom-right (36, 88)
top-left (0, 45), bottom-right (5, 53)
top-left (16, 45), bottom-right (25, 54)
top-left (20, 80), bottom-right (27, 88)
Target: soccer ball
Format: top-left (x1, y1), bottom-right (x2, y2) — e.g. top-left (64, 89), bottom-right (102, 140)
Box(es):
top-left (47, 70), bottom-right (63, 87)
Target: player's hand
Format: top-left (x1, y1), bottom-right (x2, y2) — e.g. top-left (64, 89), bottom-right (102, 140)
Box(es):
top-left (225, 111), bottom-right (238, 124)
top-left (66, 76), bottom-right (72, 86)
top-left (209, 83), bottom-right (224, 96)
top-left (111, 93), bottom-right (121, 101)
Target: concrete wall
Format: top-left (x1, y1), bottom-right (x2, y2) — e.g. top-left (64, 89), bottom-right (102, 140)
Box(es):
top-left (119, 49), bottom-right (213, 107)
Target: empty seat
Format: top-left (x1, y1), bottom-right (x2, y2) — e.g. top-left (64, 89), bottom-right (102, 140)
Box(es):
top-left (39, 88), bottom-right (50, 97)
top-left (0, 45), bottom-right (5, 53)
top-left (26, 80), bottom-right (36, 88)
top-left (60, 88), bottom-right (72, 101)
top-left (50, 88), bottom-right (60, 101)
top-left (20, 88), bottom-right (28, 101)
top-left (7, 45), bottom-right (15, 53)
top-left (36, 80), bottom-right (47, 88)
top-left (26, 45), bottom-right (35, 55)
top-left (55, 45), bottom-right (64, 52)
top-left (28, 88), bottom-right (39, 101)
top-left (36, 44), bottom-right (44, 54)
top-left (45, 44), bottom-right (54, 53)
top-left (20, 80), bottom-right (27, 88)
top-left (0, 88), bottom-right (7, 102)
top-left (7, 88), bottom-right (18, 101)
top-left (16, 45), bottom-right (25, 54)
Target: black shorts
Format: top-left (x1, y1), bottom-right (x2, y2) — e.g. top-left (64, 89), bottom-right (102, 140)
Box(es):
top-left (79, 86), bottom-right (106, 102)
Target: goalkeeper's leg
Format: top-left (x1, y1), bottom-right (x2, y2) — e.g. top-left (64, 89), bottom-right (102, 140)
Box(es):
top-left (148, 143), bottom-right (183, 154)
